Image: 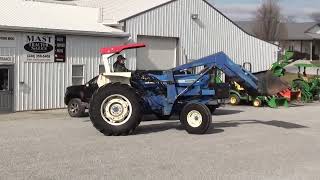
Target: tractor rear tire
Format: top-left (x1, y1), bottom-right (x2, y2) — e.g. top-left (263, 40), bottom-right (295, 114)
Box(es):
top-left (229, 94), bottom-right (240, 105)
top-left (180, 103), bottom-right (212, 134)
top-left (89, 83), bottom-right (142, 136)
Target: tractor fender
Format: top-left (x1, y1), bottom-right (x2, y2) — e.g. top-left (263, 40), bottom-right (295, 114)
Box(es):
top-left (229, 90), bottom-right (241, 98)
top-left (97, 72), bottom-right (131, 88)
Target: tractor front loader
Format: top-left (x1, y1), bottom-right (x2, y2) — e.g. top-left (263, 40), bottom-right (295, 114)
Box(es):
top-left (89, 43), bottom-right (280, 136)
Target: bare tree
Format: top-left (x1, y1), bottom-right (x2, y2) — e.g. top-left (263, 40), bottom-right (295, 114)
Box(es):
top-left (253, 0), bottom-right (287, 42)
top-left (310, 12), bottom-right (320, 22)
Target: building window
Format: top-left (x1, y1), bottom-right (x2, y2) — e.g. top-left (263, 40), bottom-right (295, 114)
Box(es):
top-left (72, 65), bottom-right (84, 85)
top-left (0, 69), bottom-right (9, 91)
top-left (99, 65), bottom-right (105, 74)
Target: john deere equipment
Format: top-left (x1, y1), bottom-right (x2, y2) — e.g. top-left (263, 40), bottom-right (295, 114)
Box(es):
top-left (229, 62), bottom-right (290, 108)
top-left (271, 51), bottom-right (309, 77)
top-left (271, 51), bottom-right (295, 77)
top-left (291, 64), bottom-right (320, 102)
top-left (88, 43), bottom-right (285, 136)
top-left (229, 81), bottom-right (289, 108)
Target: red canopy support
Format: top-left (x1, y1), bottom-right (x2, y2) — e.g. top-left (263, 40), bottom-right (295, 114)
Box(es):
top-left (100, 43), bottom-right (146, 55)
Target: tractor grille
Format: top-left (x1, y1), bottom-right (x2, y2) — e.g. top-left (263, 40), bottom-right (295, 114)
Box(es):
top-left (213, 83), bottom-right (230, 99)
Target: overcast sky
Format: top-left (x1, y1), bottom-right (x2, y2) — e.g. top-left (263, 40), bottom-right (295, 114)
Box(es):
top-left (208, 0), bottom-right (319, 22)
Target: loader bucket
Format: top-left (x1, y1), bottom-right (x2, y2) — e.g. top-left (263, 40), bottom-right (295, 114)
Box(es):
top-left (254, 71), bottom-right (290, 96)
top-left (266, 97), bottom-right (289, 108)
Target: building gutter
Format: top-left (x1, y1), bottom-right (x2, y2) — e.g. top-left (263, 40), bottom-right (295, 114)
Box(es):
top-left (0, 25), bottom-right (130, 37)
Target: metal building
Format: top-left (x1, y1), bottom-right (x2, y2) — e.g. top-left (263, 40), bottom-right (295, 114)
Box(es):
top-left (61, 0), bottom-right (280, 71)
top-left (2, 0), bottom-right (281, 113)
top-left (0, 0), bottom-right (128, 113)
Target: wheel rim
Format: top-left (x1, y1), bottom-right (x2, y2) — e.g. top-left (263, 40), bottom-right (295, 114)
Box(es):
top-left (69, 103), bottom-right (79, 114)
top-left (253, 100), bottom-right (260, 107)
top-left (230, 96), bottom-right (237, 104)
top-left (187, 110), bottom-right (203, 128)
top-left (100, 94), bottom-right (132, 126)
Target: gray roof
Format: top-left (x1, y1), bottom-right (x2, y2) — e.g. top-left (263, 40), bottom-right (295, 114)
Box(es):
top-left (286, 22), bottom-right (318, 40)
top-left (236, 21), bottom-right (318, 40)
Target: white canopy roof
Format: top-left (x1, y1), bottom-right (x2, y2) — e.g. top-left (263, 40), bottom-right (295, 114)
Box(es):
top-left (0, 0), bottom-right (128, 36)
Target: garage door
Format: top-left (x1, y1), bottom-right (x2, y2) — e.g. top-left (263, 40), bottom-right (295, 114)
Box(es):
top-left (137, 36), bottom-right (177, 70)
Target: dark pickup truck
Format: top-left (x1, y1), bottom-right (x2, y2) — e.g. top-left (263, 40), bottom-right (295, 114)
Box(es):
top-left (64, 76), bottom-right (99, 117)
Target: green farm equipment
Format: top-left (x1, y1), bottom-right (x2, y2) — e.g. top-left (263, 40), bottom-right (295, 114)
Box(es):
top-left (227, 51), bottom-right (305, 108)
top-left (271, 51), bottom-right (295, 77)
top-left (271, 51), bottom-right (312, 77)
top-left (291, 64), bottom-right (320, 102)
top-left (229, 81), bottom-right (289, 108)
top-left (228, 63), bottom-right (290, 108)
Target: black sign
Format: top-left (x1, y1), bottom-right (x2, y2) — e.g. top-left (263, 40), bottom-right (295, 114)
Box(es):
top-left (54, 35), bottom-right (66, 62)
top-left (24, 42), bottom-right (54, 53)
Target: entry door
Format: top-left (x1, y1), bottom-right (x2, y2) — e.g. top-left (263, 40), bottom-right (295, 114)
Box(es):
top-left (137, 36), bottom-right (178, 70)
top-left (0, 65), bottom-right (14, 113)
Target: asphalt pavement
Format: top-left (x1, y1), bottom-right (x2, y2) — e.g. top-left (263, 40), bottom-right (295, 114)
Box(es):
top-left (1, 103), bottom-right (320, 180)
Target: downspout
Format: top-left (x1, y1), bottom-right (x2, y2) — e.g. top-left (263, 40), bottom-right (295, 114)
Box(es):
top-left (310, 40), bottom-right (313, 61)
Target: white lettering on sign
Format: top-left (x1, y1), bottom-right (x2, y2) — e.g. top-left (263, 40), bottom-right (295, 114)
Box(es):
top-left (24, 34), bottom-right (55, 62)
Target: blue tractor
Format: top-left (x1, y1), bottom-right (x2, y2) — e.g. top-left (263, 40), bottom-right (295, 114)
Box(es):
top-left (89, 43), bottom-right (261, 135)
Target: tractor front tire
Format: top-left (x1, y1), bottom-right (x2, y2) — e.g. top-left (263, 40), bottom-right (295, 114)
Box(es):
top-left (180, 103), bottom-right (212, 134)
top-left (229, 94), bottom-right (240, 105)
top-left (253, 98), bottom-right (262, 107)
top-left (89, 83), bottom-right (142, 136)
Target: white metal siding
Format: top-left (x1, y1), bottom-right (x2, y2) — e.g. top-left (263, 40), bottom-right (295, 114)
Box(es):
top-left (124, 0), bottom-right (279, 72)
top-left (1, 31), bottom-right (127, 111)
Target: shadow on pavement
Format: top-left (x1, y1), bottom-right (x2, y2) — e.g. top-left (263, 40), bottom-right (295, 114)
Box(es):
top-left (287, 103), bottom-right (306, 107)
top-left (141, 109), bottom-right (243, 121)
top-left (134, 121), bottom-right (224, 135)
top-left (83, 119), bottom-right (306, 135)
top-left (213, 109), bottom-right (243, 116)
top-left (142, 115), bottom-right (181, 121)
top-left (214, 120), bottom-right (308, 129)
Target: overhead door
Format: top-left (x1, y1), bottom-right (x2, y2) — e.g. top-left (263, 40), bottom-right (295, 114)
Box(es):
top-left (137, 36), bottom-right (178, 70)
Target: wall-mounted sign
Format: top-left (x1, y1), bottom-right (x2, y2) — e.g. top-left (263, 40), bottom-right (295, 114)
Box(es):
top-left (54, 35), bottom-right (66, 62)
top-left (0, 33), bottom-right (16, 48)
top-left (23, 34), bottom-right (55, 62)
top-left (0, 56), bottom-right (13, 63)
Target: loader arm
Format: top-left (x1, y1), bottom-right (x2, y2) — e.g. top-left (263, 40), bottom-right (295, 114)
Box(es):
top-left (173, 52), bottom-right (260, 95)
